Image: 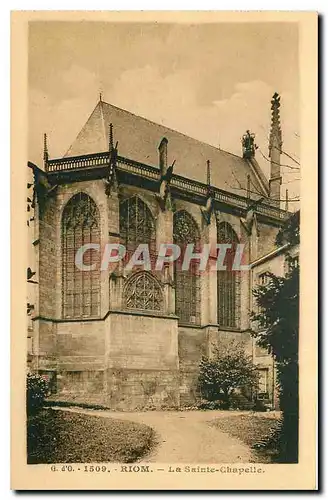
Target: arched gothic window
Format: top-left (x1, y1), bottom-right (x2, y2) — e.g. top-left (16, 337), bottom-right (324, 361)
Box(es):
top-left (124, 272), bottom-right (162, 312)
top-left (62, 193), bottom-right (100, 319)
top-left (173, 210), bottom-right (201, 324)
top-left (217, 221), bottom-right (240, 328)
top-left (119, 196), bottom-right (156, 260)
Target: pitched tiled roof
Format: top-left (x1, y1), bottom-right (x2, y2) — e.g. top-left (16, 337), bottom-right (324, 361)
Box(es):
top-left (65, 100), bottom-right (269, 197)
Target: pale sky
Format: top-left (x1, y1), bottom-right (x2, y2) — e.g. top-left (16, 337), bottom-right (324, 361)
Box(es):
top-left (29, 21), bottom-right (300, 205)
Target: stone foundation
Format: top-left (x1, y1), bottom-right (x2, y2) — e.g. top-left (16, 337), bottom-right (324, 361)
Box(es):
top-left (105, 369), bottom-right (180, 410)
top-left (35, 319), bottom-right (277, 410)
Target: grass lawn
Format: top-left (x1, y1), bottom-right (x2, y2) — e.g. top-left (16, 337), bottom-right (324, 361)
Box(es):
top-left (27, 409), bottom-right (155, 464)
top-left (211, 412), bottom-right (281, 463)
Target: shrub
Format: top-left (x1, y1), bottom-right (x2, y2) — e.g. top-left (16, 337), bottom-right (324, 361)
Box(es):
top-left (26, 372), bottom-right (50, 415)
top-left (198, 340), bottom-right (259, 407)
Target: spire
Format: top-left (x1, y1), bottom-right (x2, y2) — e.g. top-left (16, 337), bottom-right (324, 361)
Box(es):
top-left (206, 160), bottom-right (211, 186)
top-left (99, 91), bottom-right (102, 102)
top-left (268, 92), bottom-right (283, 207)
top-left (43, 133), bottom-right (48, 169)
top-left (269, 92), bottom-right (282, 156)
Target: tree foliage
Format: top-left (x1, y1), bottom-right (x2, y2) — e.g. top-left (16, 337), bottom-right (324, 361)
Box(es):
top-left (275, 210), bottom-right (300, 247)
top-left (198, 340), bottom-right (259, 406)
top-left (251, 211), bottom-right (299, 463)
top-left (26, 372), bottom-right (50, 416)
top-left (252, 267), bottom-right (299, 364)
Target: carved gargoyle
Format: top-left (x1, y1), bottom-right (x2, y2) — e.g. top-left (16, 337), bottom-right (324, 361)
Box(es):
top-left (104, 141), bottom-right (119, 196)
top-left (240, 198), bottom-right (264, 235)
top-left (201, 186), bottom-right (215, 225)
top-left (241, 209), bottom-right (255, 236)
top-left (156, 160), bottom-right (175, 211)
top-left (30, 165), bottom-right (58, 217)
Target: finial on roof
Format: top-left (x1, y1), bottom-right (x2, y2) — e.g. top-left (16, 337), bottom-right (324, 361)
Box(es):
top-left (109, 123), bottom-right (114, 150)
top-left (206, 160), bottom-right (211, 186)
top-left (242, 130), bottom-right (256, 159)
top-left (99, 91), bottom-right (102, 102)
top-left (43, 133), bottom-right (48, 165)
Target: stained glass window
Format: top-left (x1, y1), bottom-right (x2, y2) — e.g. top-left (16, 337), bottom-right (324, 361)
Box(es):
top-left (217, 221), bottom-right (240, 328)
top-left (119, 196), bottom-right (156, 262)
top-left (124, 272), bottom-right (162, 311)
top-left (62, 193), bottom-right (100, 319)
top-left (173, 210), bottom-right (201, 324)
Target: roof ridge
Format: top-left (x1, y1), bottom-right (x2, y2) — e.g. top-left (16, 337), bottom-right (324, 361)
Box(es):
top-left (99, 100), bottom-right (108, 150)
top-left (100, 99), bottom-right (245, 162)
top-left (63, 98), bottom-right (269, 197)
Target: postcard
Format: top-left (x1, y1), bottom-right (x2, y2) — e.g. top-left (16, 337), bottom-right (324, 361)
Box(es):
top-left (11, 10), bottom-right (317, 490)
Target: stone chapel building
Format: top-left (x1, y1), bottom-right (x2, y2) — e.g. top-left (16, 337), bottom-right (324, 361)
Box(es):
top-left (27, 93), bottom-right (288, 409)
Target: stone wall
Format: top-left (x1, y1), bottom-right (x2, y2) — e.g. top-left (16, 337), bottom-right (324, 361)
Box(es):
top-left (57, 370), bottom-right (104, 396)
top-left (106, 369), bottom-right (180, 410)
top-left (108, 313), bottom-right (179, 370)
top-left (37, 318), bottom-right (106, 371)
top-left (178, 326), bottom-right (206, 405)
top-left (256, 223), bottom-right (279, 260)
top-left (34, 174), bottom-right (280, 409)
top-left (38, 196), bottom-right (57, 318)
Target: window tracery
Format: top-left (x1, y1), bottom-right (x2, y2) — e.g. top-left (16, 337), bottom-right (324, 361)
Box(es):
top-left (173, 210), bottom-right (201, 324)
top-left (120, 196), bottom-right (156, 254)
top-left (217, 221), bottom-right (240, 328)
top-left (62, 193), bottom-right (100, 319)
top-left (124, 272), bottom-right (162, 311)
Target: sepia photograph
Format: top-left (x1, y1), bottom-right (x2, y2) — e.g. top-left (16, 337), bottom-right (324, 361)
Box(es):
top-left (11, 10), bottom-right (317, 491)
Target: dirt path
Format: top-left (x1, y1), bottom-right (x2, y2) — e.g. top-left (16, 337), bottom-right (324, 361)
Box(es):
top-left (53, 408), bottom-right (256, 463)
